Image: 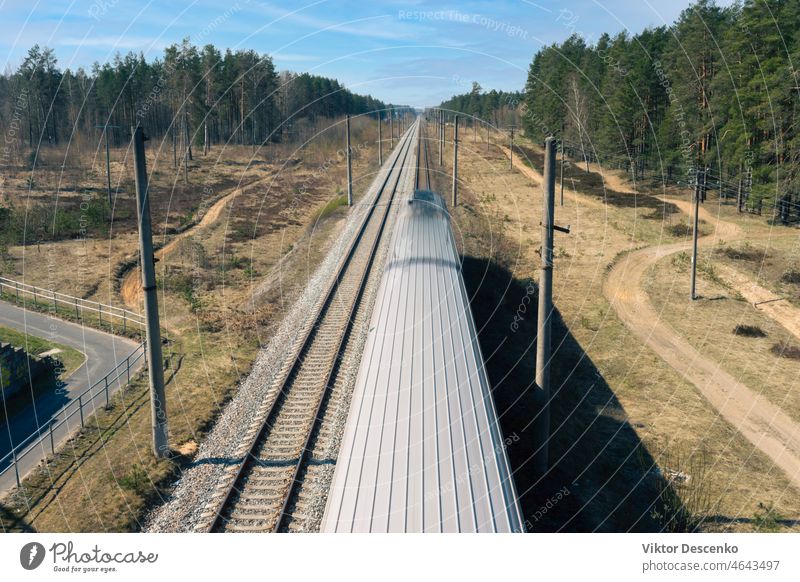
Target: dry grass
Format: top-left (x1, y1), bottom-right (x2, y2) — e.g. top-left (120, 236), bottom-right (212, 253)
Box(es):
top-left (0, 118), bottom-right (387, 532)
top-left (447, 132), bottom-right (800, 531)
top-left (644, 254), bottom-right (800, 426)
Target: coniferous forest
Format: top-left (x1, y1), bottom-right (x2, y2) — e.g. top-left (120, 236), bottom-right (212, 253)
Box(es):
top-left (442, 0), bottom-right (800, 219)
top-left (0, 38), bottom-right (391, 157)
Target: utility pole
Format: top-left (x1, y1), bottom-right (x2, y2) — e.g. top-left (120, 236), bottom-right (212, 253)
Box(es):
top-left (486, 122), bottom-right (490, 152)
top-left (96, 124), bottom-right (120, 210)
top-left (378, 113), bottom-right (383, 166)
top-left (452, 115), bottom-right (459, 207)
top-left (534, 136), bottom-right (557, 476)
top-left (559, 123), bottom-right (566, 206)
top-left (132, 126), bottom-right (169, 459)
top-left (508, 126), bottom-right (516, 169)
top-left (436, 110), bottom-right (441, 165)
top-left (737, 163), bottom-right (743, 212)
top-left (690, 167), bottom-right (706, 301)
top-left (439, 110), bottom-right (444, 166)
top-left (182, 109), bottom-right (191, 184)
top-left (346, 114), bottom-right (353, 206)
top-left (390, 110), bottom-right (394, 149)
top-left (559, 139), bottom-right (565, 206)
top-left (103, 127), bottom-right (112, 207)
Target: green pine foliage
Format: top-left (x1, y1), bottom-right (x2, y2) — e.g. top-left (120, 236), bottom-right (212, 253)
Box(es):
top-left (443, 0), bottom-right (800, 217)
top-left (0, 38), bottom-right (390, 154)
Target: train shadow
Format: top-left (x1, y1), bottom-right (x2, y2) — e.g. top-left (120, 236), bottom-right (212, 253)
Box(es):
top-left (0, 504), bottom-right (37, 532)
top-left (461, 254), bottom-right (679, 532)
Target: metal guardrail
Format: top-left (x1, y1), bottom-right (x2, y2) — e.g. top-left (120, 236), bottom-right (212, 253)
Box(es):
top-left (0, 343), bottom-right (146, 488)
top-left (0, 277), bottom-right (145, 333)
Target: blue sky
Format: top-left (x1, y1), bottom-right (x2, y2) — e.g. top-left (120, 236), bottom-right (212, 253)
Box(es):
top-left (0, 0), bottom-right (729, 107)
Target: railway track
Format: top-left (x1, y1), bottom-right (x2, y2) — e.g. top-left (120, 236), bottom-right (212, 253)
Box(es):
top-left (204, 121), bottom-right (419, 533)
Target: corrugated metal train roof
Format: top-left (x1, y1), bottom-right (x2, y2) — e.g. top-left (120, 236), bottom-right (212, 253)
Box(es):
top-left (321, 185), bottom-right (524, 533)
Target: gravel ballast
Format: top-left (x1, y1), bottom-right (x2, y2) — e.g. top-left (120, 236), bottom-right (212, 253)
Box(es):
top-left (144, 131), bottom-right (413, 533)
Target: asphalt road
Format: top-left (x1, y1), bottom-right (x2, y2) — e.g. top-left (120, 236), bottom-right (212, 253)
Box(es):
top-left (0, 300), bottom-right (143, 493)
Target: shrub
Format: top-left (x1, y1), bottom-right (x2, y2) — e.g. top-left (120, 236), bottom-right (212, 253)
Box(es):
top-left (753, 502), bottom-right (783, 532)
top-left (118, 464), bottom-right (150, 495)
top-left (781, 270), bottom-right (800, 284)
top-left (770, 341), bottom-right (800, 360)
top-left (649, 449), bottom-right (717, 533)
top-left (732, 324), bottom-right (766, 338)
top-left (669, 223), bottom-right (693, 237)
top-left (316, 194), bottom-right (347, 222)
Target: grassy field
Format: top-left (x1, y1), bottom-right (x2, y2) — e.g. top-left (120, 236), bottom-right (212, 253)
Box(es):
top-left (644, 252), bottom-right (800, 425)
top-left (0, 117), bottom-right (389, 532)
top-left (441, 128), bottom-right (800, 532)
top-left (0, 324), bottom-right (85, 378)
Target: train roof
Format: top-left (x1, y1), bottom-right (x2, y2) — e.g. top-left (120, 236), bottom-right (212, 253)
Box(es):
top-left (321, 184), bottom-right (523, 533)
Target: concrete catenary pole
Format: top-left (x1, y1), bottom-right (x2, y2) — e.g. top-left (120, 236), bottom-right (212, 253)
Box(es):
top-left (96, 124), bottom-right (119, 210)
top-left (452, 115), bottom-right (459, 207)
top-left (509, 126), bottom-right (515, 169)
top-left (346, 114), bottom-right (353, 206)
top-left (559, 139), bottom-right (565, 206)
top-left (104, 128), bottom-right (112, 207)
top-left (378, 113), bottom-right (383, 166)
top-left (436, 110), bottom-right (441, 165)
top-left (690, 167), bottom-right (702, 300)
top-left (533, 136), bottom-right (556, 475)
top-left (559, 122), bottom-right (565, 206)
top-left (439, 110), bottom-right (444, 165)
top-left (132, 126), bottom-right (169, 458)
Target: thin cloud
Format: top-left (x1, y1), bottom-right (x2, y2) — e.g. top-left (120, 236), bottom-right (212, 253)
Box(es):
top-left (252, 4), bottom-right (411, 41)
top-left (60, 35), bottom-right (167, 50)
top-left (273, 52), bottom-right (320, 62)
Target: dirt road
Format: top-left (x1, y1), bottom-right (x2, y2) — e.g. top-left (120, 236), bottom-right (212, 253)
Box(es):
top-left (604, 199), bottom-right (800, 489)
top-left (120, 189), bottom-right (240, 309)
top-left (497, 143), bottom-right (800, 489)
top-left (666, 198), bottom-right (800, 342)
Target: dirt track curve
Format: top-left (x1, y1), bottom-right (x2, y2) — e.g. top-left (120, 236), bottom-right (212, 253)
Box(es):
top-left (120, 189), bottom-right (240, 309)
top-left (496, 143), bottom-right (800, 489)
top-left (604, 199), bottom-right (800, 490)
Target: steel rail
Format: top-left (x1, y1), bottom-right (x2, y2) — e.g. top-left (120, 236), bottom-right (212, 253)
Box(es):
top-left (207, 123), bottom-right (417, 532)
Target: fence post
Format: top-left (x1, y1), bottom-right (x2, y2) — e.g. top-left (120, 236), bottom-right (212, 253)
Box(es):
top-left (16, 282), bottom-right (20, 302)
top-left (75, 298), bottom-right (79, 319)
top-left (127, 356), bottom-right (131, 383)
top-left (123, 313), bottom-right (127, 334)
top-left (33, 287), bottom-right (37, 305)
top-left (78, 395), bottom-right (84, 427)
top-left (99, 308), bottom-right (102, 326)
top-left (53, 290), bottom-right (57, 312)
top-left (105, 376), bottom-right (110, 407)
top-left (50, 423), bottom-right (55, 454)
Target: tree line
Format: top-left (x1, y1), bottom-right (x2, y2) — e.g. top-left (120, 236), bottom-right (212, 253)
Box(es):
top-left (438, 82), bottom-right (523, 129)
top-left (0, 39), bottom-right (393, 160)
top-left (443, 0), bottom-right (800, 218)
